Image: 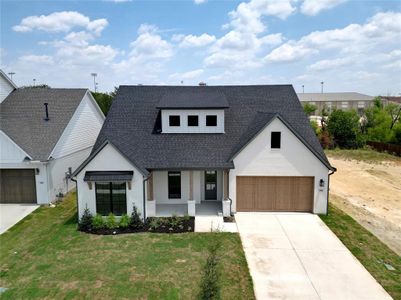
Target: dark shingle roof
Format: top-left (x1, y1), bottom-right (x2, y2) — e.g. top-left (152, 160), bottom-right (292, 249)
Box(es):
top-left (0, 88), bottom-right (87, 160)
top-left (91, 85), bottom-right (332, 173)
top-left (156, 89), bottom-right (229, 108)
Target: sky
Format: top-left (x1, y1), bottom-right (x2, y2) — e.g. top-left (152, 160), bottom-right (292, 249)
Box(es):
top-left (1, 0), bottom-right (400, 96)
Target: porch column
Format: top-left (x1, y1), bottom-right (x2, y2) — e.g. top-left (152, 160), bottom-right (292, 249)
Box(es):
top-left (147, 172), bottom-right (156, 217)
top-left (223, 170), bottom-right (231, 217)
top-left (188, 170), bottom-right (196, 216)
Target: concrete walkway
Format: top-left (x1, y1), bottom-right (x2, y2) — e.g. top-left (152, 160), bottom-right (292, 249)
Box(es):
top-left (0, 204), bottom-right (39, 234)
top-left (236, 213), bottom-right (392, 300)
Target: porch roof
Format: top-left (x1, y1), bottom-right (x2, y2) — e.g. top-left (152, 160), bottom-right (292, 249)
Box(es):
top-left (83, 171), bottom-right (133, 182)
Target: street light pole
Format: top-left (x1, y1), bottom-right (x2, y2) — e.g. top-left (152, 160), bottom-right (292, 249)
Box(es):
top-left (33, 78), bottom-right (36, 86)
top-left (320, 81), bottom-right (324, 93)
top-left (8, 72), bottom-right (15, 81)
top-left (302, 85), bottom-right (305, 93)
top-left (91, 73), bottom-right (97, 92)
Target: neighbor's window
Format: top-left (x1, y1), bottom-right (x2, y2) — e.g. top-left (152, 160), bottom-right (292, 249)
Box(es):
top-left (341, 101), bottom-right (348, 109)
top-left (95, 182), bottom-right (127, 216)
top-left (206, 115), bottom-right (217, 126)
top-left (169, 115), bottom-right (180, 127)
top-left (271, 132), bottom-right (281, 149)
top-left (168, 171), bottom-right (181, 199)
top-left (188, 115), bottom-right (199, 127)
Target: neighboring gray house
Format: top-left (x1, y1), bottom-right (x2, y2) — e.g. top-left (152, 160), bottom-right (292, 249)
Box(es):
top-left (73, 85), bottom-right (335, 220)
top-left (297, 92), bottom-right (375, 115)
top-left (0, 71), bottom-right (105, 204)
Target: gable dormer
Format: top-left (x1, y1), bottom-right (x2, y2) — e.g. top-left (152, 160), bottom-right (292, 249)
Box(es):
top-left (0, 70), bottom-right (17, 103)
top-left (156, 89), bottom-right (228, 134)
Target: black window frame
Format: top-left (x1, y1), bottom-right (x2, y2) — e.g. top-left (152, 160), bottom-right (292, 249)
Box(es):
top-left (187, 115), bottom-right (199, 127)
top-left (206, 115), bottom-right (217, 127)
top-left (95, 182), bottom-right (127, 216)
top-left (271, 131), bottom-right (281, 149)
top-left (168, 171), bottom-right (181, 199)
top-left (169, 115), bottom-right (180, 127)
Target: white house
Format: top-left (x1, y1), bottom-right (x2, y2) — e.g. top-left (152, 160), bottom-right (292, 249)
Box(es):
top-left (72, 85), bottom-right (335, 220)
top-left (0, 71), bottom-right (105, 204)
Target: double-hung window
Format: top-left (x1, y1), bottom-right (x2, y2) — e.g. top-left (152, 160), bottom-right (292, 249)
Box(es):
top-left (95, 182), bottom-right (127, 216)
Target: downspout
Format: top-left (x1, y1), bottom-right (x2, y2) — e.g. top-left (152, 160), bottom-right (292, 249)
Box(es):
top-left (70, 176), bottom-right (79, 228)
top-left (142, 175), bottom-right (151, 220)
top-left (326, 167), bottom-right (337, 216)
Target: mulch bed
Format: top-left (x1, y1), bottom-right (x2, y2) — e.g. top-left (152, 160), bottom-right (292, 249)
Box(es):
top-left (223, 216), bottom-right (235, 223)
top-left (79, 217), bottom-right (195, 235)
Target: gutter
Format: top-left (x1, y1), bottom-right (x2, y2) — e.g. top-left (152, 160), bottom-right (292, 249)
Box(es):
top-left (142, 175), bottom-right (151, 220)
top-left (326, 167), bottom-right (337, 216)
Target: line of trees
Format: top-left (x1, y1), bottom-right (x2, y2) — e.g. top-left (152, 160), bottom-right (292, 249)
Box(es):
top-left (307, 97), bottom-right (401, 148)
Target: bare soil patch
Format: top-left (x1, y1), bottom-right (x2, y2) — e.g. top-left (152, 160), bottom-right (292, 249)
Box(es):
top-left (328, 155), bottom-right (401, 255)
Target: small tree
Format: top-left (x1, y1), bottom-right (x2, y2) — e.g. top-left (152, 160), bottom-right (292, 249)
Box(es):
top-left (303, 103), bottom-right (317, 116)
top-left (130, 205), bottom-right (143, 229)
top-left (198, 240), bottom-right (221, 300)
top-left (78, 207), bottom-right (93, 231)
top-left (327, 109), bottom-right (362, 148)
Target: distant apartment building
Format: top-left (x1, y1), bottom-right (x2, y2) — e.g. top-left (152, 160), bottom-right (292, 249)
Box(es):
top-left (297, 92), bottom-right (375, 115)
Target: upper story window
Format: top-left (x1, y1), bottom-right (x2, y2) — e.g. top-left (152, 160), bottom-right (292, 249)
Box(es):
top-left (188, 115), bottom-right (199, 127)
top-left (357, 101), bottom-right (365, 108)
top-left (341, 101), bottom-right (348, 109)
top-left (271, 132), bottom-right (281, 149)
top-left (206, 115), bottom-right (217, 127)
top-left (169, 115), bottom-right (180, 126)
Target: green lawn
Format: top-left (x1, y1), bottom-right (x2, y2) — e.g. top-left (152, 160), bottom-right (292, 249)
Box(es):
top-left (0, 193), bottom-right (254, 299)
top-left (325, 148), bottom-right (401, 163)
top-left (320, 205), bottom-right (401, 300)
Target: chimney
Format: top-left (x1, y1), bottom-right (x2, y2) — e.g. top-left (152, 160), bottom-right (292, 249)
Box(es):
top-left (44, 103), bottom-right (50, 121)
top-left (198, 82), bottom-right (207, 86)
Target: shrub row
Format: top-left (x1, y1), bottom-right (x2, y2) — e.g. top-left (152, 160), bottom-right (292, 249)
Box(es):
top-left (78, 206), bottom-right (194, 234)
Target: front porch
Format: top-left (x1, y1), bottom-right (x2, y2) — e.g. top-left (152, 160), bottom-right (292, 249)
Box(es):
top-left (156, 201), bottom-right (222, 217)
top-left (146, 169), bottom-right (231, 217)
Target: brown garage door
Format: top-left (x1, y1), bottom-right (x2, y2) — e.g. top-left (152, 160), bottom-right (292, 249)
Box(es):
top-left (0, 169), bottom-right (37, 203)
top-left (237, 176), bottom-right (314, 212)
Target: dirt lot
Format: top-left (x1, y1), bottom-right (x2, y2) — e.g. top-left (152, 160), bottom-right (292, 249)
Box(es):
top-left (327, 155), bottom-right (401, 256)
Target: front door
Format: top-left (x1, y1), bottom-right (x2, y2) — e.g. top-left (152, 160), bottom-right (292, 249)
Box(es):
top-left (205, 170), bottom-right (217, 200)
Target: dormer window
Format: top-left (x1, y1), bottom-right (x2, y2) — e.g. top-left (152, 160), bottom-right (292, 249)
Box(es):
top-left (206, 115), bottom-right (217, 127)
top-left (169, 115), bottom-right (180, 126)
top-left (188, 115), bottom-right (198, 127)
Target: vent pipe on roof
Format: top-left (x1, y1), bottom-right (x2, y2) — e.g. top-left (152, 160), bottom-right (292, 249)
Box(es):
top-left (199, 82), bottom-right (207, 86)
top-left (44, 103), bottom-right (50, 121)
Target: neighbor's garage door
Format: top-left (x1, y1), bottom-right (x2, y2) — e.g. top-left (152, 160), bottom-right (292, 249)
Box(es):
top-left (0, 169), bottom-right (37, 203)
top-left (237, 176), bottom-right (314, 212)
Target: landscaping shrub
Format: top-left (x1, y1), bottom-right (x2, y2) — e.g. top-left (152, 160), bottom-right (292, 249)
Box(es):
top-left (92, 214), bottom-right (105, 230)
top-left (106, 213), bottom-right (117, 229)
top-left (119, 214), bottom-right (130, 228)
top-left (79, 207), bottom-right (93, 231)
top-left (198, 240), bottom-right (222, 300)
top-left (130, 205), bottom-right (144, 229)
top-left (327, 109), bottom-right (363, 148)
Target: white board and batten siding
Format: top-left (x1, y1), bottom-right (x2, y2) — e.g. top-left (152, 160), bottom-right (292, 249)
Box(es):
top-left (76, 144), bottom-right (144, 218)
top-left (0, 73), bottom-right (16, 103)
top-left (229, 117), bottom-right (330, 214)
top-left (161, 109), bottom-right (225, 133)
top-left (0, 130), bottom-right (31, 163)
top-left (50, 92), bottom-right (104, 159)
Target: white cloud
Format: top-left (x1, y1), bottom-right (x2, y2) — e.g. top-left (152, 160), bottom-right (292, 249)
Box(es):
top-left (18, 55), bottom-right (54, 65)
top-left (307, 57), bottom-right (351, 71)
top-left (178, 33), bottom-right (216, 48)
top-left (194, 0), bottom-right (206, 4)
top-left (169, 69), bottom-right (204, 81)
top-left (13, 11), bottom-right (108, 35)
top-left (265, 11), bottom-right (401, 62)
top-left (301, 0), bottom-right (347, 16)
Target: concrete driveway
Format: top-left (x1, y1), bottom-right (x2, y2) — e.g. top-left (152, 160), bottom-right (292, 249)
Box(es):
top-left (0, 204), bottom-right (39, 234)
top-left (236, 213), bottom-right (392, 300)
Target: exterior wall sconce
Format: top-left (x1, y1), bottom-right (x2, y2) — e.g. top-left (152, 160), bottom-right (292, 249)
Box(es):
top-left (88, 182), bottom-right (93, 190)
top-left (127, 181), bottom-right (132, 190)
top-left (319, 179), bottom-right (325, 187)
top-left (35, 168), bottom-right (40, 175)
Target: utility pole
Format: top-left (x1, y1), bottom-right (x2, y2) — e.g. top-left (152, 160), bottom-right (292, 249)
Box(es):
top-left (8, 72), bottom-right (15, 81)
top-left (302, 85), bottom-right (305, 93)
top-left (320, 81), bottom-right (324, 93)
top-left (91, 73), bottom-right (97, 92)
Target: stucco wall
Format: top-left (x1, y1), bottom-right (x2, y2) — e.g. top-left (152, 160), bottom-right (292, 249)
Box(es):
top-left (76, 144), bottom-right (144, 218)
top-left (152, 170), bottom-right (223, 204)
top-left (229, 117), bottom-right (329, 214)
